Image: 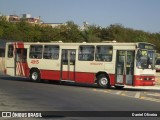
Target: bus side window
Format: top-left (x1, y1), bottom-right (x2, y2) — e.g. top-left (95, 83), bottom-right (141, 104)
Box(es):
top-left (95, 45), bottom-right (113, 62)
top-left (78, 45), bottom-right (94, 61)
top-left (29, 45), bottom-right (43, 59)
top-left (43, 45), bottom-right (59, 59)
top-left (8, 45), bottom-right (13, 58)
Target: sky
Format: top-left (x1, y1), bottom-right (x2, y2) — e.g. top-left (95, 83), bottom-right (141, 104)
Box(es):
top-left (0, 0), bottom-right (160, 33)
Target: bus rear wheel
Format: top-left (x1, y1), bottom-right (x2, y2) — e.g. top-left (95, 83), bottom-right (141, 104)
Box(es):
top-left (30, 70), bottom-right (41, 82)
top-left (97, 74), bottom-right (110, 88)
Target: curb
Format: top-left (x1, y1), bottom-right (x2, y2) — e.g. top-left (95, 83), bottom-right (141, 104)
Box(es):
top-left (125, 86), bottom-right (160, 90)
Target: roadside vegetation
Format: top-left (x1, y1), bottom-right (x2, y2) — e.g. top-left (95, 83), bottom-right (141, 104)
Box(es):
top-left (0, 15), bottom-right (160, 52)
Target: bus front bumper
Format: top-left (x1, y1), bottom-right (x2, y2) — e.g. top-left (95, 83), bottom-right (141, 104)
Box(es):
top-left (134, 76), bottom-right (155, 86)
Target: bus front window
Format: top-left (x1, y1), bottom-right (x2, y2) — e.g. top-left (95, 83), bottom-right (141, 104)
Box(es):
top-left (136, 49), bottom-right (155, 69)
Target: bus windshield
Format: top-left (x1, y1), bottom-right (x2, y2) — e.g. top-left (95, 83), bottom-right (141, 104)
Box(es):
top-left (136, 49), bottom-right (155, 69)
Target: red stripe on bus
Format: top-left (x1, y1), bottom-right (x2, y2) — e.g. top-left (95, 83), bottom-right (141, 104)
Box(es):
top-left (16, 42), bottom-right (24, 48)
top-left (75, 72), bottom-right (95, 84)
top-left (40, 70), bottom-right (61, 80)
top-left (39, 70), bottom-right (115, 85)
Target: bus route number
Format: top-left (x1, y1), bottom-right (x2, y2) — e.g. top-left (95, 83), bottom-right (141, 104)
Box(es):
top-left (31, 60), bottom-right (39, 64)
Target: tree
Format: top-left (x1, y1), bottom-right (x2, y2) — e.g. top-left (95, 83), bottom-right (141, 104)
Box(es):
top-left (81, 25), bottom-right (101, 42)
top-left (63, 21), bottom-right (84, 42)
top-left (0, 16), bottom-right (160, 52)
top-left (0, 26), bottom-right (3, 38)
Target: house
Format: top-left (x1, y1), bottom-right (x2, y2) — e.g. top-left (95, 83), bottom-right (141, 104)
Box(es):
top-left (41, 23), bottom-right (63, 28)
top-left (6, 14), bottom-right (41, 24)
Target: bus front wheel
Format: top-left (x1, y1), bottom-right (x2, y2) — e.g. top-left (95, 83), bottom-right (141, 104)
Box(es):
top-left (30, 70), bottom-right (41, 82)
top-left (97, 74), bottom-right (110, 88)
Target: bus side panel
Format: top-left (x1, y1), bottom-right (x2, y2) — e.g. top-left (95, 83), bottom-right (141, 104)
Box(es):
top-left (75, 72), bottom-right (95, 84)
top-left (61, 71), bottom-right (75, 81)
top-left (68, 71), bottom-right (75, 81)
top-left (40, 70), bottom-right (60, 80)
top-left (75, 61), bottom-right (101, 84)
top-left (6, 58), bottom-right (15, 76)
top-left (28, 58), bottom-right (61, 80)
top-left (109, 74), bottom-right (115, 86)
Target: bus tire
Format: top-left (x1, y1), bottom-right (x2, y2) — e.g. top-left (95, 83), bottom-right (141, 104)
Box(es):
top-left (97, 74), bottom-right (110, 88)
top-left (30, 70), bottom-right (41, 82)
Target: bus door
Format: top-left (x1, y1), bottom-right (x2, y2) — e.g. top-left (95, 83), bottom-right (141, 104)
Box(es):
top-left (15, 48), bottom-right (28, 77)
top-left (61, 49), bottom-right (76, 81)
top-left (6, 44), bottom-right (15, 76)
top-left (116, 50), bottom-right (134, 85)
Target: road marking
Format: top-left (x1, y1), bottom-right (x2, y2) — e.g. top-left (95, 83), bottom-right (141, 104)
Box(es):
top-left (140, 96), bottom-right (145, 99)
top-left (116, 91), bottom-right (122, 95)
top-left (93, 89), bottom-right (97, 91)
top-left (103, 91), bottom-right (109, 93)
top-left (140, 96), bottom-right (160, 102)
top-left (135, 92), bottom-right (141, 98)
top-left (147, 93), bottom-right (160, 97)
top-left (142, 97), bottom-right (160, 102)
top-left (121, 94), bottom-right (126, 96)
top-left (93, 89), bottom-right (160, 103)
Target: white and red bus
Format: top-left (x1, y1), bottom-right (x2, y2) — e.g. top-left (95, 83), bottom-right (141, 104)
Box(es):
top-left (4, 41), bottom-right (156, 88)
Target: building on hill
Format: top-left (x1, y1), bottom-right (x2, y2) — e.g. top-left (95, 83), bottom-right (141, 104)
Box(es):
top-left (41, 23), bottom-right (63, 28)
top-left (5, 14), bottom-right (41, 24)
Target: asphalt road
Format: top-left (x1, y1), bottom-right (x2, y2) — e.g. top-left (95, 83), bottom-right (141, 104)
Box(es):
top-left (0, 73), bottom-right (160, 120)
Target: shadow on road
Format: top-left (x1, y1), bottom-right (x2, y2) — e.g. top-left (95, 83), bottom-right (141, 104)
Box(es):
top-left (0, 75), bottom-right (29, 82)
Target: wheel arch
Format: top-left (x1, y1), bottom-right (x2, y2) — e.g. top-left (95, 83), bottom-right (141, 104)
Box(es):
top-left (29, 67), bottom-right (41, 82)
top-left (29, 67), bottom-right (41, 77)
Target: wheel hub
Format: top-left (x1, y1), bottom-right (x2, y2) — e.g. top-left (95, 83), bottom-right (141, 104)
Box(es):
top-left (101, 78), bottom-right (108, 85)
top-left (32, 72), bottom-right (38, 80)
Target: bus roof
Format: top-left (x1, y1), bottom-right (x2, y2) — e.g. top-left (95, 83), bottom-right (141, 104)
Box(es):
top-left (6, 42), bottom-right (155, 47)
